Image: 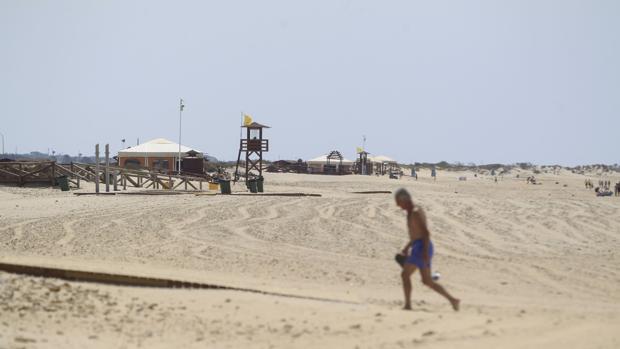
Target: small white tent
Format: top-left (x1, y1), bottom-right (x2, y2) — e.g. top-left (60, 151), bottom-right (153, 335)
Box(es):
top-left (368, 155), bottom-right (397, 164)
top-left (368, 155), bottom-right (399, 175)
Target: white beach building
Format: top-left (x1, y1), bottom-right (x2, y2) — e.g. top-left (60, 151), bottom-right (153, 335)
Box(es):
top-left (307, 152), bottom-right (355, 175)
top-left (117, 138), bottom-right (203, 172)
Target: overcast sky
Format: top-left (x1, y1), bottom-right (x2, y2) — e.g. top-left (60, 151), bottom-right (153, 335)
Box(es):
top-left (1, 0), bottom-right (618, 165)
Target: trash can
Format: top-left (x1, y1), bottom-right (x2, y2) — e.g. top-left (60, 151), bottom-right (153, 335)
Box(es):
top-left (248, 179), bottom-right (258, 193)
top-left (219, 180), bottom-right (231, 195)
top-left (257, 176), bottom-right (264, 193)
top-left (56, 175), bottom-right (70, 191)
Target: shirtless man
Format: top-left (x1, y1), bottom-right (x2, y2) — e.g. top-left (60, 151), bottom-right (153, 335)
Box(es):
top-left (395, 188), bottom-right (460, 311)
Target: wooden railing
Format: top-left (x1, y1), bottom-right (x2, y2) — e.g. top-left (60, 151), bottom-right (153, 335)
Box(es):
top-left (240, 139), bottom-right (269, 152)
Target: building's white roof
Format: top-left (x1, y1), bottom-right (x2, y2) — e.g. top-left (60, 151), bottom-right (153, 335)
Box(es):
top-left (307, 154), bottom-right (355, 165)
top-left (118, 138), bottom-right (202, 158)
top-left (369, 155), bottom-right (398, 164)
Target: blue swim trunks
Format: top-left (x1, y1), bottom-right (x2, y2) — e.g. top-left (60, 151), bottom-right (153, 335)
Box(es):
top-left (406, 239), bottom-right (434, 269)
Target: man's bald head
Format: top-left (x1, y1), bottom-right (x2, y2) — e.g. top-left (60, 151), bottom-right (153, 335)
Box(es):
top-left (394, 188), bottom-right (414, 210)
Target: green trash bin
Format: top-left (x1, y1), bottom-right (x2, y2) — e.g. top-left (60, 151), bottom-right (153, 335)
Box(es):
top-left (248, 179), bottom-right (258, 193)
top-left (219, 180), bottom-right (231, 195)
top-left (56, 175), bottom-right (70, 191)
top-left (257, 176), bottom-right (264, 193)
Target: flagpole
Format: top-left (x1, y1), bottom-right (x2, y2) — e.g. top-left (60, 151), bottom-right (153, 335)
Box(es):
top-left (178, 98), bottom-right (183, 174)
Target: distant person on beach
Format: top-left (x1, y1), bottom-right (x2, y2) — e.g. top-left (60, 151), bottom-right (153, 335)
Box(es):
top-left (394, 189), bottom-right (460, 311)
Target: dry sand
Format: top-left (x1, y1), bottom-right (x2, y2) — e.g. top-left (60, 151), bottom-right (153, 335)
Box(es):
top-left (1, 170), bottom-right (619, 348)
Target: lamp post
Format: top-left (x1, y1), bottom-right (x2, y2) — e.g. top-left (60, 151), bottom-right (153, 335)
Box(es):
top-left (178, 98), bottom-right (185, 174)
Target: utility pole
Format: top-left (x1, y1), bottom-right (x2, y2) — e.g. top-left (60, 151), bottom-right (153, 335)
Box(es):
top-left (178, 98), bottom-right (185, 174)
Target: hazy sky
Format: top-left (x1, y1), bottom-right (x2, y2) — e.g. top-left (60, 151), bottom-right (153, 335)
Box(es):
top-left (1, 0), bottom-right (618, 165)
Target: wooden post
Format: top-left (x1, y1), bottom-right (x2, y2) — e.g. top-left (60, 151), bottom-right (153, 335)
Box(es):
top-left (95, 144), bottom-right (100, 194)
top-left (18, 163), bottom-right (23, 186)
top-left (169, 175), bottom-right (173, 190)
top-left (123, 175), bottom-right (127, 190)
top-left (73, 162), bottom-right (80, 188)
top-left (184, 177), bottom-right (187, 190)
top-left (113, 170), bottom-right (118, 191)
top-left (51, 162), bottom-right (56, 186)
top-left (199, 180), bottom-right (202, 191)
top-left (105, 144), bottom-right (110, 192)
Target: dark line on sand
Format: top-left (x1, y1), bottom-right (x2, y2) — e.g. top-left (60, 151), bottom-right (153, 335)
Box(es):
top-left (0, 262), bottom-right (358, 305)
top-left (350, 191), bottom-right (393, 194)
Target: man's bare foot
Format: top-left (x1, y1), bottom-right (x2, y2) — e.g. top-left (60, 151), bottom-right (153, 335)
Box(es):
top-left (450, 298), bottom-right (460, 311)
top-left (403, 304), bottom-right (412, 310)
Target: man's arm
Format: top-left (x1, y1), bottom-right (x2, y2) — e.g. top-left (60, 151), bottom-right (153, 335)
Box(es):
top-left (401, 240), bottom-right (412, 255)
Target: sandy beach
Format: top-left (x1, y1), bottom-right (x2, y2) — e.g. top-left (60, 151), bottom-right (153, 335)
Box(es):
top-left (1, 169), bottom-right (619, 348)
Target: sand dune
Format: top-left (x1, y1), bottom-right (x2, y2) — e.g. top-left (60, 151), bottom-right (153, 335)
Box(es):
top-left (1, 170), bottom-right (619, 348)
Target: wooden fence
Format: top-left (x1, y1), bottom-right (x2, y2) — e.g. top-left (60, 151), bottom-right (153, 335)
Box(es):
top-left (0, 161), bottom-right (57, 186)
top-left (0, 161), bottom-right (210, 192)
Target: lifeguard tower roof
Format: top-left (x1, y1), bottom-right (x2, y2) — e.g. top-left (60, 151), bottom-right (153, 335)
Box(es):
top-left (242, 122), bottom-right (270, 128)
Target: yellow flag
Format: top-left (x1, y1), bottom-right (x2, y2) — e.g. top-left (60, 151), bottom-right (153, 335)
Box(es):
top-left (243, 114), bottom-right (253, 126)
top-left (356, 147), bottom-right (363, 153)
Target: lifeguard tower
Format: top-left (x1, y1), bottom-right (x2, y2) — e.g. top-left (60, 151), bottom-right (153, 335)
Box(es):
top-left (357, 150), bottom-right (371, 175)
top-left (235, 121), bottom-right (270, 183)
